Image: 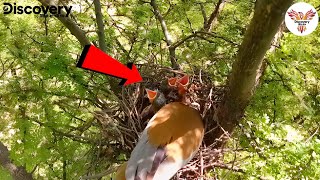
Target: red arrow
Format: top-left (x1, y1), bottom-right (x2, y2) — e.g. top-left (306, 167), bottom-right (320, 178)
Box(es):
top-left (76, 45), bottom-right (143, 86)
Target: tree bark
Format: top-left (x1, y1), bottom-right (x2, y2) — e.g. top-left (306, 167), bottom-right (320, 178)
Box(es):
top-left (206, 0), bottom-right (294, 145)
top-left (0, 142), bottom-right (33, 180)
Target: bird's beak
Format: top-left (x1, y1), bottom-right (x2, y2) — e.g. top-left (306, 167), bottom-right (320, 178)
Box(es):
top-left (177, 75), bottom-right (189, 95)
top-left (168, 77), bottom-right (177, 87)
top-left (177, 82), bottom-right (187, 95)
top-left (177, 75), bottom-right (189, 86)
top-left (145, 89), bottom-right (157, 103)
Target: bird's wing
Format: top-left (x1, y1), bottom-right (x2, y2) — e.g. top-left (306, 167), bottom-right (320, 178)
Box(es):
top-left (126, 103), bottom-right (204, 180)
top-left (125, 128), bottom-right (158, 180)
top-left (288, 9), bottom-right (300, 20)
top-left (303, 9), bottom-right (316, 20)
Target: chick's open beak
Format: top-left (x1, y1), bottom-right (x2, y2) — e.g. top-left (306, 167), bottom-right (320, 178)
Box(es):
top-left (145, 89), bottom-right (158, 103)
top-left (177, 75), bottom-right (189, 86)
top-left (176, 75), bottom-right (189, 96)
top-left (168, 77), bottom-right (178, 87)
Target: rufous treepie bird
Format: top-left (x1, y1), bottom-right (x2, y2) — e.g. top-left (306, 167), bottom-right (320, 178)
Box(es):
top-left (115, 86), bottom-right (167, 180)
top-left (125, 75), bottom-right (204, 180)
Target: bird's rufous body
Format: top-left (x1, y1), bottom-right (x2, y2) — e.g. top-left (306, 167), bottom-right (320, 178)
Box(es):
top-left (124, 75), bottom-right (204, 180)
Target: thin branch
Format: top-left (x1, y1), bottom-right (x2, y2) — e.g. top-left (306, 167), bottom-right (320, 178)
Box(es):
top-left (44, 16), bottom-right (48, 36)
top-left (171, 33), bottom-right (197, 49)
top-left (30, 117), bottom-right (104, 145)
top-left (204, 0), bottom-right (225, 31)
top-left (150, 0), bottom-right (172, 45)
top-left (306, 127), bottom-right (319, 142)
top-left (163, 1), bottom-right (175, 18)
top-left (150, 0), bottom-right (179, 69)
top-left (171, 31), bottom-right (238, 49)
top-left (115, 38), bottom-right (130, 58)
top-left (0, 59), bottom-right (15, 79)
top-left (197, 31), bottom-right (239, 46)
top-left (199, 3), bottom-right (208, 26)
top-left (21, 31), bottom-right (43, 45)
top-left (203, 162), bottom-right (245, 173)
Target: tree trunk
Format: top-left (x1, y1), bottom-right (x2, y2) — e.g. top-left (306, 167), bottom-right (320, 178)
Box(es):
top-left (206, 0), bottom-right (294, 145)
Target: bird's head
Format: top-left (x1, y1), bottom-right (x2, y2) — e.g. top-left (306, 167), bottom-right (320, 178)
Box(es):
top-left (146, 89), bottom-right (166, 111)
top-left (167, 75), bottom-right (189, 96)
top-left (166, 75), bottom-right (190, 103)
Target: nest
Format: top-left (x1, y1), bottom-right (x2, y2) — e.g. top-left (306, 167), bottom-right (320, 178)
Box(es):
top-left (95, 65), bottom-right (228, 179)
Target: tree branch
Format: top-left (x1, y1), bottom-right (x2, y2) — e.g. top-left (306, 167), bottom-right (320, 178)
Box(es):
top-left (150, 0), bottom-right (179, 69)
top-left (93, 0), bottom-right (107, 52)
top-left (197, 31), bottom-right (239, 46)
top-left (38, 0), bottom-right (90, 46)
top-left (150, 0), bottom-right (172, 45)
top-left (199, 3), bottom-right (208, 26)
top-left (171, 31), bottom-right (238, 49)
top-left (204, 0), bottom-right (225, 31)
top-left (204, 162), bottom-right (245, 173)
top-left (171, 34), bottom-right (197, 49)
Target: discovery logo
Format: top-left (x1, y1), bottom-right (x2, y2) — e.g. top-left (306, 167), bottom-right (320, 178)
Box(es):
top-left (3, 3), bottom-right (72, 17)
top-left (285, 2), bottom-right (318, 36)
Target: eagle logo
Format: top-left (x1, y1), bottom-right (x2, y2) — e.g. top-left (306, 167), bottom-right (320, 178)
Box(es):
top-left (287, 9), bottom-right (316, 33)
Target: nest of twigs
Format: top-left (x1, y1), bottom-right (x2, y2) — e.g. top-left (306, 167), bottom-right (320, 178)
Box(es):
top-left (95, 64), bottom-right (227, 179)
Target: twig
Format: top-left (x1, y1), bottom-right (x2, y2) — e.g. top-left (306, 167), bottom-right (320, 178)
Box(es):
top-left (306, 127), bottom-right (319, 142)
